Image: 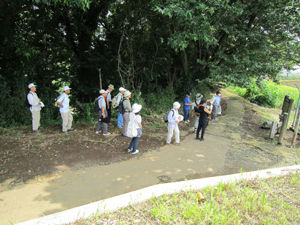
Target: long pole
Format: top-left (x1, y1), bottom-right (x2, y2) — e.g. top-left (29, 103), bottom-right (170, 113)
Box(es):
top-left (292, 110), bottom-right (300, 147)
top-left (99, 68), bottom-right (102, 90)
top-left (292, 84), bottom-right (300, 127)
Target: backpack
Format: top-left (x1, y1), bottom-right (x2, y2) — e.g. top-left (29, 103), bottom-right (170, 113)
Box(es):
top-left (118, 98), bottom-right (128, 114)
top-left (25, 93), bottom-right (33, 108)
top-left (126, 113), bottom-right (138, 137)
top-left (112, 94), bottom-right (122, 109)
top-left (94, 96), bottom-right (101, 112)
top-left (163, 109), bottom-right (174, 123)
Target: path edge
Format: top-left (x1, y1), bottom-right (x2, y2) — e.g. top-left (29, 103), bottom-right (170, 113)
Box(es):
top-left (16, 165), bottom-right (300, 225)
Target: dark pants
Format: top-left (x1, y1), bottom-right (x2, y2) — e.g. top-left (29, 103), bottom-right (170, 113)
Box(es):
top-left (183, 109), bottom-right (190, 121)
top-left (129, 137), bottom-right (139, 152)
top-left (107, 102), bottom-right (112, 123)
top-left (196, 122), bottom-right (206, 139)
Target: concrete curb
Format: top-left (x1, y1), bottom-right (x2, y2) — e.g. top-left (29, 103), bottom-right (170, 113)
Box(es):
top-left (17, 165), bottom-right (300, 225)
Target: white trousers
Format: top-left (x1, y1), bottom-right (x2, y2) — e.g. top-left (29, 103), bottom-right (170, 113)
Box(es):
top-left (31, 110), bottom-right (41, 131)
top-left (194, 116), bottom-right (199, 129)
top-left (60, 111), bottom-right (73, 132)
top-left (167, 126), bottom-right (180, 144)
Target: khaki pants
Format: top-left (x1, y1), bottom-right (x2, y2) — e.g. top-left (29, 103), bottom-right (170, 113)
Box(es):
top-left (60, 111), bottom-right (73, 132)
top-left (31, 110), bottom-right (41, 131)
top-left (167, 126), bottom-right (180, 144)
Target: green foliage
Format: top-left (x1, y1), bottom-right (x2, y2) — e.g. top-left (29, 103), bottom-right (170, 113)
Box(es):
top-left (227, 80), bottom-right (299, 109)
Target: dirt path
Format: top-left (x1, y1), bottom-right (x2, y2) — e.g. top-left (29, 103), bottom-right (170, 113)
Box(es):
top-left (1, 92), bottom-right (300, 224)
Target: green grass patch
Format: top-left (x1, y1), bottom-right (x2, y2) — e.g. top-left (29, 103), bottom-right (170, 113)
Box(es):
top-left (67, 171), bottom-right (300, 225)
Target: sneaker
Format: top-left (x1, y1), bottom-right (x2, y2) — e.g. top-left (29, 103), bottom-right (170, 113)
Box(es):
top-left (175, 142), bottom-right (182, 145)
top-left (195, 137), bottom-right (200, 140)
top-left (95, 131), bottom-right (101, 134)
top-left (33, 129), bottom-right (40, 132)
top-left (132, 150), bottom-right (139, 155)
top-left (187, 120), bottom-right (190, 123)
top-left (103, 132), bottom-right (111, 136)
top-left (38, 126), bottom-right (43, 129)
top-left (166, 143), bottom-right (172, 145)
top-left (200, 138), bottom-right (204, 141)
top-left (68, 128), bottom-right (74, 131)
top-left (63, 131), bottom-right (69, 134)
top-left (128, 148), bottom-right (133, 152)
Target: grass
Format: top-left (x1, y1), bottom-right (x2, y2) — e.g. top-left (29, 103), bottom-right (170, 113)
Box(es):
top-left (67, 171), bottom-right (300, 225)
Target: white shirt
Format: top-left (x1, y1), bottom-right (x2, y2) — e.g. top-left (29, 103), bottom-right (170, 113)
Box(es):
top-left (167, 108), bottom-right (179, 128)
top-left (192, 100), bottom-right (201, 110)
top-left (57, 93), bottom-right (70, 113)
top-left (106, 89), bottom-right (112, 102)
top-left (27, 92), bottom-right (41, 112)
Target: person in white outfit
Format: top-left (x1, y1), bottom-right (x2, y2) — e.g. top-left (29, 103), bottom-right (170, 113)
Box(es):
top-left (56, 86), bottom-right (74, 134)
top-left (27, 83), bottom-right (42, 132)
top-left (166, 102), bottom-right (182, 145)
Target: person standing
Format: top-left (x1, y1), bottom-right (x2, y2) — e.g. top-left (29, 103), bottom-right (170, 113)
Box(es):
top-left (195, 99), bottom-right (212, 141)
top-left (106, 84), bottom-right (114, 123)
top-left (166, 102), bottom-right (182, 145)
top-left (95, 89), bottom-right (110, 135)
top-left (122, 90), bottom-right (132, 136)
top-left (127, 103), bottom-right (142, 155)
top-left (27, 83), bottom-right (42, 132)
top-left (56, 86), bottom-right (74, 134)
top-left (211, 91), bottom-right (221, 121)
top-left (191, 93), bottom-right (203, 133)
top-left (183, 92), bottom-right (192, 123)
top-left (116, 87), bottom-right (126, 127)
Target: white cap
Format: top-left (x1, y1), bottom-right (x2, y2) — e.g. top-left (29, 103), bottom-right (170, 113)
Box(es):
top-left (132, 103), bottom-right (142, 113)
top-left (28, 83), bottom-right (36, 89)
top-left (99, 89), bottom-right (108, 94)
top-left (119, 87), bottom-right (126, 92)
top-left (173, 102), bottom-right (181, 109)
top-left (124, 90), bottom-right (131, 97)
top-left (63, 86), bottom-right (71, 91)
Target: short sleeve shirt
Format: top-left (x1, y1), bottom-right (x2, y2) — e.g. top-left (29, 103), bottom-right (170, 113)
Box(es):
top-left (183, 96), bottom-right (191, 110)
top-left (134, 115), bottom-right (142, 129)
top-left (212, 96), bottom-right (221, 105)
top-left (98, 96), bottom-right (106, 109)
top-left (192, 100), bottom-right (201, 110)
top-left (106, 90), bottom-right (112, 102)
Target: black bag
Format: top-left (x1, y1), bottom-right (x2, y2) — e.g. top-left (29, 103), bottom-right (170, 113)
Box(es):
top-left (163, 109), bottom-right (174, 123)
top-left (99, 116), bottom-right (110, 123)
top-left (25, 93), bottom-right (33, 108)
top-left (118, 98), bottom-right (128, 114)
top-left (94, 97), bottom-right (101, 112)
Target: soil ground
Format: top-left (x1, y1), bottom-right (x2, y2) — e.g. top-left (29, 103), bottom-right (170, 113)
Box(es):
top-left (1, 90), bottom-right (300, 224)
top-left (280, 80), bottom-right (300, 88)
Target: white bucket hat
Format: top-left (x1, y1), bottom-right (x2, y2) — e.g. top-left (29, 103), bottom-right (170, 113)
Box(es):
top-left (173, 102), bottom-right (181, 109)
top-left (99, 89), bottom-right (108, 94)
top-left (124, 90), bottom-right (131, 97)
top-left (132, 103), bottom-right (142, 113)
top-left (63, 86), bottom-right (71, 91)
top-left (119, 87), bottom-right (126, 92)
top-left (28, 83), bottom-right (36, 89)
top-left (196, 93), bottom-right (203, 100)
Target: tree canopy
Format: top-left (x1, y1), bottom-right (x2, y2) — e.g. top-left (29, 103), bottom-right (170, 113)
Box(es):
top-left (0, 0), bottom-right (299, 126)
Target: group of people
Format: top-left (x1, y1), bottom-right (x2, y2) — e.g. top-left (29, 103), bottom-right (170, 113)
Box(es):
top-left (26, 82), bottom-right (222, 153)
top-left (26, 83), bottom-right (74, 134)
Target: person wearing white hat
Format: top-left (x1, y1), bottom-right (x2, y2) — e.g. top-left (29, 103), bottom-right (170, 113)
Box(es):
top-left (166, 102), bottom-right (182, 145)
top-left (95, 89), bottom-right (110, 135)
top-left (126, 103), bottom-right (142, 155)
top-left (106, 84), bottom-right (114, 123)
top-left (27, 83), bottom-right (42, 132)
top-left (121, 90), bottom-right (132, 136)
top-left (56, 86), bottom-right (74, 134)
top-left (115, 87), bottom-right (126, 127)
top-left (192, 93), bottom-right (203, 133)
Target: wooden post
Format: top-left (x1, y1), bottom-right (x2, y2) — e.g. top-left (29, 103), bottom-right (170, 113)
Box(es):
top-left (292, 110), bottom-right (300, 147)
top-left (99, 68), bottom-right (102, 90)
top-left (278, 95), bottom-right (291, 133)
top-left (269, 121), bottom-right (277, 139)
top-left (278, 113), bottom-right (289, 145)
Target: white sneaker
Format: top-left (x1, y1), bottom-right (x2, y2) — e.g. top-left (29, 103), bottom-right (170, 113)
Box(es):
top-left (132, 150), bottom-right (139, 155)
top-left (187, 120), bottom-right (190, 123)
top-left (103, 132), bottom-right (111, 136)
top-left (128, 148), bottom-right (133, 152)
top-left (95, 131), bottom-right (101, 134)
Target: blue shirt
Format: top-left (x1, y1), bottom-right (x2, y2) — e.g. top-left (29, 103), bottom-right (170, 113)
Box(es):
top-left (57, 93), bottom-right (70, 113)
top-left (183, 96), bottom-right (191, 110)
top-left (212, 96), bottom-right (221, 106)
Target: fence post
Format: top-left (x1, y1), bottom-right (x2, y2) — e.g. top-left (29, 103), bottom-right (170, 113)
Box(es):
top-left (269, 121), bottom-right (277, 139)
top-left (278, 113), bottom-right (289, 145)
top-left (292, 110), bottom-right (300, 147)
